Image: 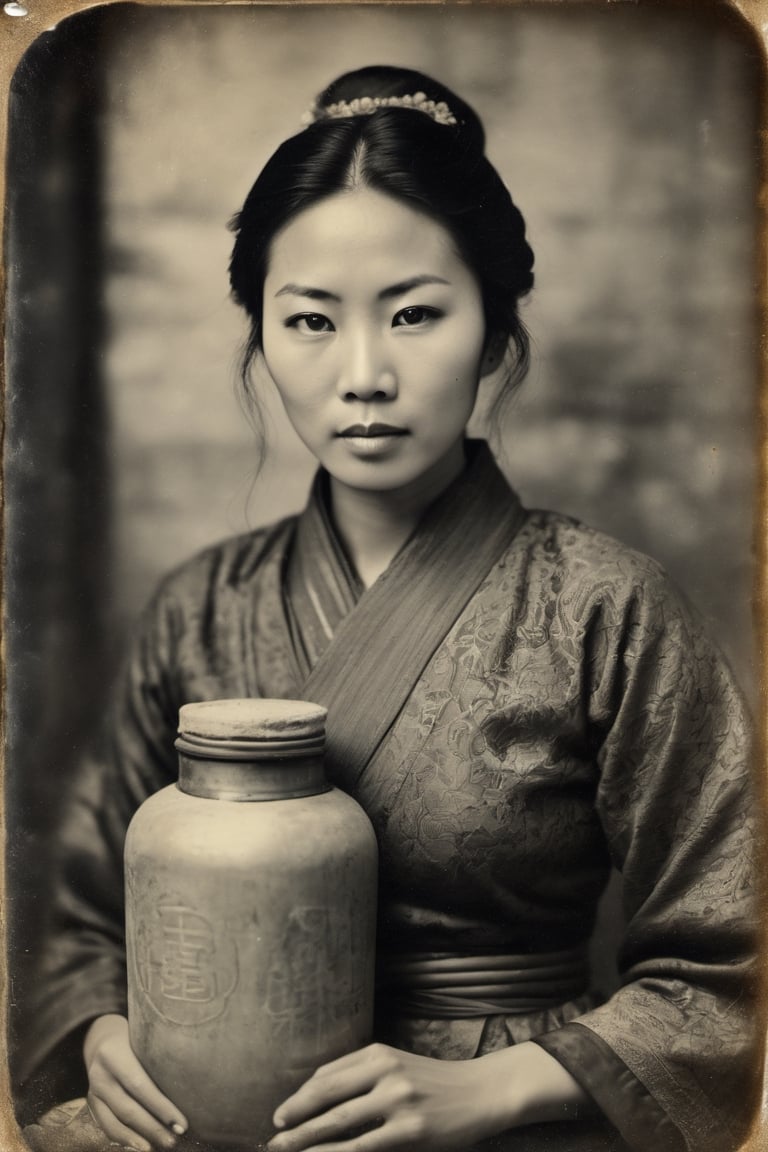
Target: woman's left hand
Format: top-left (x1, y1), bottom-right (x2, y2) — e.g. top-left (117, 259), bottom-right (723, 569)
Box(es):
top-left (266, 1042), bottom-right (520, 1152)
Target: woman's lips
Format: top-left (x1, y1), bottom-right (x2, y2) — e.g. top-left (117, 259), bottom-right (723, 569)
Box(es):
top-left (337, 423), bottom-right (408, 438)
top-left (336, 424), bottom-right (409, 457)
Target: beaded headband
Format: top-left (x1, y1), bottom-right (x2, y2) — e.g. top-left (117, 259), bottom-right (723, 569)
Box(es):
top-left (302, 92), bottom-right (458, 128)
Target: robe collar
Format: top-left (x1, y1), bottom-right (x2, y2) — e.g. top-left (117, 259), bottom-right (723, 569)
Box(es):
top-left (284, 471), bottom-right (363, 680)
top-left (282, 441), bottom-right (526, 790)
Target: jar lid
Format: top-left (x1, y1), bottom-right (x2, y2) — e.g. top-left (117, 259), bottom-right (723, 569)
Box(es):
top-left (178, 699), bottom-right (327, 743)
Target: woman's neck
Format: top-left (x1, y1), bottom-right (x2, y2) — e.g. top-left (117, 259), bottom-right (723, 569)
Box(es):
top-left (329, 441), bottom-right (467, 588)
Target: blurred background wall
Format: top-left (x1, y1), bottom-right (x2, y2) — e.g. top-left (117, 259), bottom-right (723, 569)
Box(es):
top-left (5, 0), bottom-right (761, 1104)
top-left (94, 3), bottom-right (760, 671)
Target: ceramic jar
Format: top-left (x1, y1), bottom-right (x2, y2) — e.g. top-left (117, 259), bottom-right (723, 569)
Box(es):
top-left (125, 698), bottom-right (378, 1148)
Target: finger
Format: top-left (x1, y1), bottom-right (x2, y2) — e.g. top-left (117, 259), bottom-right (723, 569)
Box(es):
top-left (275, 1050), bottom-right (395, 1127)
top-left (270, 1095), bottom-right (385, 1152)
top-left (311, 1045), bottom-right (395, 1081)
top-left (88, 1092), bottom-right (153, 1152)
top-left (100, 1045), bottom-right (188, 1135)
top-left (269, 1113), bottom-right (421, 1152)
top-left (89, 1081), bottom-right (178, 1151)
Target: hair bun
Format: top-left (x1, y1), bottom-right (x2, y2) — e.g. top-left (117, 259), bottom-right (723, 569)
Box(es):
top-left (315, 65), bottom-right (486, 154)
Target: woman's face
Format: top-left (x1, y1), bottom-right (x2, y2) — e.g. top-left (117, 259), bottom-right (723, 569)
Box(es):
top-left (261, 188), bottom-right (492, 495)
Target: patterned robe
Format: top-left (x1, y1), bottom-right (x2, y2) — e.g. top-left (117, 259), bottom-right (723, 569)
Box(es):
top-left (18, 443), bottom-right (759, 1151)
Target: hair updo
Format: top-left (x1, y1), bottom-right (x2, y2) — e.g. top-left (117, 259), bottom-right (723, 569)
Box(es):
top-left (229, 65), bottom-right (535, 436)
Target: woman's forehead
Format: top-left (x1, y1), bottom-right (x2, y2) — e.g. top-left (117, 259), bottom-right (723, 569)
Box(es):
top-left (265, 188), bottom-right (471, 293)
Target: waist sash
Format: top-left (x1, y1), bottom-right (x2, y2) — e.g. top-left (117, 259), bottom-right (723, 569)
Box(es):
top-left (378, 948), bottom-right (590, 1019)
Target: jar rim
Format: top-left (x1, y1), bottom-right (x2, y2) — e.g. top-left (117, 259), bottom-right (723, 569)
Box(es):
top-left (178, 698), bottom-right (327, 743)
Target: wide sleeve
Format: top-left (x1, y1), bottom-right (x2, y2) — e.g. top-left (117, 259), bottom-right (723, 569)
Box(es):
top-left (14, 579), bottom-right (185, 1121)
top-left (534, 562), bottom-right (761, 1152)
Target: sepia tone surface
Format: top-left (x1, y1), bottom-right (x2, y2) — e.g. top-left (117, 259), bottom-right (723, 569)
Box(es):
top-left (1, 2), bottom-right (766, 1149)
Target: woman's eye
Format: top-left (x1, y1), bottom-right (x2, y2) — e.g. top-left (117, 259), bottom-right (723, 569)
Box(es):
top-left (286, 313), bottom-right (334, 334)
top-left (392, 306), bottom-right (441, 328)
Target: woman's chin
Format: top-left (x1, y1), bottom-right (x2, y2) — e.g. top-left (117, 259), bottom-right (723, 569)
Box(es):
top-left (322, 440), bottom-right (418, 491)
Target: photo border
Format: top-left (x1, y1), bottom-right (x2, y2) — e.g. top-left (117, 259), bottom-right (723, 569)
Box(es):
top-left (1, 1), bottom-right (765, 1148)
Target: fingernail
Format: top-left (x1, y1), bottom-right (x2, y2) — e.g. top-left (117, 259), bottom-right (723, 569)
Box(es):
top-left (170, 1121), bottom-right (187, 1136)
top-left (273, 1114), bottom-right (286, 1129)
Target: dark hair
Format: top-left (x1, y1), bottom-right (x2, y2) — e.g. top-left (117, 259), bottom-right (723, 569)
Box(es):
top-left (229, 65), bottom-right (534, 444)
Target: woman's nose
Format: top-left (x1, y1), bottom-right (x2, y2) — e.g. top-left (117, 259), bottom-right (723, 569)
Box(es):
top-left (337, 331), bottom-right (397, 402)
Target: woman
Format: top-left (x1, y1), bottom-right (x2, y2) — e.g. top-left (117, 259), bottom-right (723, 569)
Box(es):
top-left (18, 66), bottom-right (758, 1152)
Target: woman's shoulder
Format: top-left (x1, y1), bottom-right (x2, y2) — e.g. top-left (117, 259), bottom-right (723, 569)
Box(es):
top-left (503, 505), bottom-right (720, 664)
top-left (512, 504), bottom-right (676, 609)
top-left (149, 513), bottom-right (298, 607)
top-left (521, 506), bottom-right (663, 572)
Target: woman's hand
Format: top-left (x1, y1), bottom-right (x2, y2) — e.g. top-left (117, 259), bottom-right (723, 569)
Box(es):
top-left (266, 1040), bottom-right (589, 1152)
top-left (84, 1014), bottom-right (188, 1152)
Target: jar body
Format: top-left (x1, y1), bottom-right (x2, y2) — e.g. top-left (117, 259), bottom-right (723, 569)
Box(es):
top-left (125, 773), bottom-right (377, 1148)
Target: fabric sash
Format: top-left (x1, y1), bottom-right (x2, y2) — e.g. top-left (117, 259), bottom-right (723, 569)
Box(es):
top-left (285, 442), bottom-right (526, 790)
top-left (377, 949), bottom-right (590, 1019)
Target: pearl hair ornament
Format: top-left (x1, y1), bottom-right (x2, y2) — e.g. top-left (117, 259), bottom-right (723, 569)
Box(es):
top-left (302, 92), bottom-right (458, 128)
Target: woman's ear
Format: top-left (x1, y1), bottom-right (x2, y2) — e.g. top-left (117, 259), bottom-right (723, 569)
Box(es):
top-left (479, 332), bottom-right (507, 377)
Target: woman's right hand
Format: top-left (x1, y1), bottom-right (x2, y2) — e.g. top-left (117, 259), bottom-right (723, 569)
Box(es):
top-left (84, 1014), bottom-right (188, 1151)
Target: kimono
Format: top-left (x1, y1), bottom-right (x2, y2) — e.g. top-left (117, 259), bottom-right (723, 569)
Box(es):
top-left (17, 442), bottom-right (759, 1152)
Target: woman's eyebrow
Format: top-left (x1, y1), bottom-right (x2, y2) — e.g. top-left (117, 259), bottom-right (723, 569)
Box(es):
top-left (274, 275), bottom-right (450, 302)
top-left (379, 275), bottom-right (450, 300)
top-left (274, 284), bottom-right (341, 301)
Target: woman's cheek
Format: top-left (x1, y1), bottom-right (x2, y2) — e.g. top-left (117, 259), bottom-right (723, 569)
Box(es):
top-left (429, 326), bottom-right (483, 378)
top-left (265, 347), bottom-right (328, 408)
top-left (278, 383), bottom-right (331, 429)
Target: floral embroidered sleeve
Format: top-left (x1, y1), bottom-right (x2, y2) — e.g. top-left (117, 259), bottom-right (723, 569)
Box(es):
top-left (534, 562), bottom-right (760, 1152)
